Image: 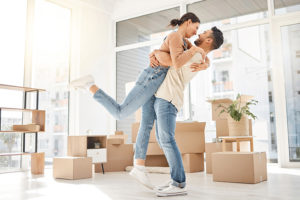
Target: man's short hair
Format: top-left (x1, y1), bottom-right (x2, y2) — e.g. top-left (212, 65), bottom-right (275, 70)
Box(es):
top-left (210, 26), bottom-right (224, 50)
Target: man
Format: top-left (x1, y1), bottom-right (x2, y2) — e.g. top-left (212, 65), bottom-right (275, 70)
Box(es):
top-left (131, 27), bottom-right (224, 197)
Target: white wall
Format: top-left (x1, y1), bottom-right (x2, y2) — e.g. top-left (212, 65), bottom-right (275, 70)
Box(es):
top-left (68, 0), bottom-right (116, 135)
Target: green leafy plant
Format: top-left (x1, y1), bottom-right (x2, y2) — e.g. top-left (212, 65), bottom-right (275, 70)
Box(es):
top-left (217, 94), bottom-right (258, 121)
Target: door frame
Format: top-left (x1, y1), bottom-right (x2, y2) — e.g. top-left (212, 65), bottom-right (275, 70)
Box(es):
top-left (270, 11), bottom-right (300, 167)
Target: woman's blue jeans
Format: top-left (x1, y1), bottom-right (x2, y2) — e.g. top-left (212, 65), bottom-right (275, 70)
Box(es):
top-left (93, 66), bottom-right (169, 120)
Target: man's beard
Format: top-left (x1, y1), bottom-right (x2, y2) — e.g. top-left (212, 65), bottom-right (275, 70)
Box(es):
top-left (194, 38), bottom-right (203, 46)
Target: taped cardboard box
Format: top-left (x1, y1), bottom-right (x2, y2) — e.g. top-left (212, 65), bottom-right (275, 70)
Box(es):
top-left (145, 155), bottom-right (168, 167)
top-left (182, 153), bottom-right (204, 173)
top-left (107, 138), bottom-right (124, 145)
top-left (146, 143), bottom-right (164, 155)
top-left (53, 157), bottom-right (92, 180)
top-left (145, 122), bottom-right (205, 155)
top-left (132, 122), bottom-right (156, 143)
top-left (95, 144), bottom-right (133, 172)
top-left (107, 134), bottom-right (128, 144)
top-left (212, 152), bottom-right (267, 184)
top-left (205, 142), bottom-right (232, 174)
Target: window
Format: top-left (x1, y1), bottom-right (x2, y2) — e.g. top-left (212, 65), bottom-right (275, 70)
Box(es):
top-left (0, 0), bottom-right (27, 173)
top-left (188, 2), bottom-right (276, 160)
top-left (269, 91), bottom-right (273, 102)
top-left (187, 0), bottom-right (268, 26)
top-left (274, 0), bottom-right (300, 15)
top-left (31, 0), bottom-right (71, 164)
top-left (117, 8), bottom-right (179, 46)
top-left (116, 7), bottom-right (180, 136)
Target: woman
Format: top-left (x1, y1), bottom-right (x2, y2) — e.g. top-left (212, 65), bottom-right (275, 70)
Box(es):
top-left (69, 12), bottom-right (204, 121)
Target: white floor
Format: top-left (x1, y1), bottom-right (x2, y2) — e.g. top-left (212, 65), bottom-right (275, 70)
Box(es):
top-left (0, 164), bottom-right (300, 200)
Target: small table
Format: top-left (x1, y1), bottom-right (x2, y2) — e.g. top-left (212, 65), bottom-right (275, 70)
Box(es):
top-left (219, 136), bottom-right (254, 152)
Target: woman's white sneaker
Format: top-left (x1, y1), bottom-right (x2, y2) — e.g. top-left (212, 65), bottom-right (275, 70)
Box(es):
top-left (154, 180), bottom-right (172, 191)
top-left (156, 184), bottom-right (187, 197)
top-left (69, 75), bottom-right (95, 91)
top-left (129, 166), bottom-right (154, 190)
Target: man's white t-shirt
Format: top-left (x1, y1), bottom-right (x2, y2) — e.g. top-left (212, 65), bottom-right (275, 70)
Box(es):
top-left (155, 53), bottom-right (203, 110)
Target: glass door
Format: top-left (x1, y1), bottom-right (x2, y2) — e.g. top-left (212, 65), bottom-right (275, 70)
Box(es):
top-left (271, 13), bottom-right (300, 167)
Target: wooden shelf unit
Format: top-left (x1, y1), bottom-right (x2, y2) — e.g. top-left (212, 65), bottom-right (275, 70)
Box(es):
top-left (0, 84), bottom-right (46, 174)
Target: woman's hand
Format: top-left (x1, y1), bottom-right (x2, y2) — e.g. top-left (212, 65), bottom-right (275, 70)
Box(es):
top-left (149, 50), bottom-right (160, 68)
top-left (190, 62), bottom-right (209, 72)
top-left (191, 46), bottom-right (206, 60)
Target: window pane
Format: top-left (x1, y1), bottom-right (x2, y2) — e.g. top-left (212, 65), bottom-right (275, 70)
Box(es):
top-left (0, 0), bottom-right (27, 173)
top-left (190, 24), bottom-right (278, 162)
top-left (280, 23), bottom-right (300, 162)
top-left (116, 47), bottom-right (150, 137)
top-left (31, 0), bottom-right (71, 165)
top-left (187, 0), bottom-right (268, 26)
top-left (116, 7), bottom-right (179, 46)
top-left (275, 0), bottom-right (300, 15)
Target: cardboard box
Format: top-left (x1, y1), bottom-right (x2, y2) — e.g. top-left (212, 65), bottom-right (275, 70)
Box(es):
top-left (132, 122), bottom-right (156, 143)
top-left (147, 143), bottom-right (164, 155)
top-left (95, 144), bottom-right (133, 172)
top-left (115, 131), bottom-right (124, 135)
top-left (182, 153), bottom-right (204, 173)
top-left (207, 95), bottom-right (253, 121)
top-left (175, 122), bottom-right (205, 153)
top-left (212, 152), bottom-right (267, 184)
top-left (107, 138), bottom-right (124, 145)
top-left (107, 134), bottom-right (128, 143)
top-left (53, 157), bottom-right (92, 180)
top-left (145, 155), bottom-right (168, 167)
top-left (205, 142), bottom-right (233, 174)
top-left (144, 122), bottom-right (205, 154)
top-left (216, 119), bottom-right (253, 138)
top-left (13, 124), bottom-right (40, 132)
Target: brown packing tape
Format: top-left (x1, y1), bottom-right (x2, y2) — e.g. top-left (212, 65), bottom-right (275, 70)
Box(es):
top-left (108, 134), bottom-right (128, 144)
top-left (115, 131), bottom-right (124, 135)
top-left (107, 138), bottom-right (124, 145)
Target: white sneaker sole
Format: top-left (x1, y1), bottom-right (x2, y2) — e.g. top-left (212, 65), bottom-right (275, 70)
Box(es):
top-left (129, 170), bottom-right (154, 190)
top-left (156, 191), bottom-right (187, 197)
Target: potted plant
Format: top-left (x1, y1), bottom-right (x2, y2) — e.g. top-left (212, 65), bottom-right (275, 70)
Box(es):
top-left (217, 94), bottom-right (258, 136)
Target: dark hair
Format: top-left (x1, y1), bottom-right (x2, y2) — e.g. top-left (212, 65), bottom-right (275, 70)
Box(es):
top-left (169, 12), bottom-right (200, 27)
top-left (210, 26), bottom-right (224, 50)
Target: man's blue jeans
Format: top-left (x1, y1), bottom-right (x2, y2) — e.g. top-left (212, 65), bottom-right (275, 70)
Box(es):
top-left (135, 97), bottom-right (186, 188)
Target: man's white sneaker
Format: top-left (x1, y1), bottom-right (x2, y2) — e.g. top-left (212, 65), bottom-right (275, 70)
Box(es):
top-left (154, 180), bottom-right (172, 191)
top-left (129, 166), bottom-right (154, 190)
top-left (156, 184), bottom-right (187, 197)
top-left (69, 75), bottom-right (95, 91)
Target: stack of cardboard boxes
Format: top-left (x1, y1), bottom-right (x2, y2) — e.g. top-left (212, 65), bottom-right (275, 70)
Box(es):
top-left (95, 131), bottom-right (133, 173)
top-left (132, 121), bottom-right (206, 173)
top-left (206, 97), bottom-right (267, 184)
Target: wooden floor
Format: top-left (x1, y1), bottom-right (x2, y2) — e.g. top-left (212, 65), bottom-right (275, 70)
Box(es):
top-left (0, 164), bottom-right (299, 200)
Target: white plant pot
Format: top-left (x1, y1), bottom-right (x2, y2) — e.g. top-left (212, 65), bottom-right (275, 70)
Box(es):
top-left (227, 115), bottom-right (249, 136)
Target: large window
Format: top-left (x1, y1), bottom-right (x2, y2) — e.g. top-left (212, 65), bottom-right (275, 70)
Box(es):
top-left (31, 0), bottom-right (71, 165)
top-left (187, 2), bottom-right (276, 161)
top-left (187, 0), bottom-right (268, 26)
top-left (0, 1), bottom-right (27, 173)
top-left (116, 7), bottom-right (180, 137)
top-left (280, 23), bottom-right (300, 161)
top-left (275, 0), bottom-right (300, 15)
